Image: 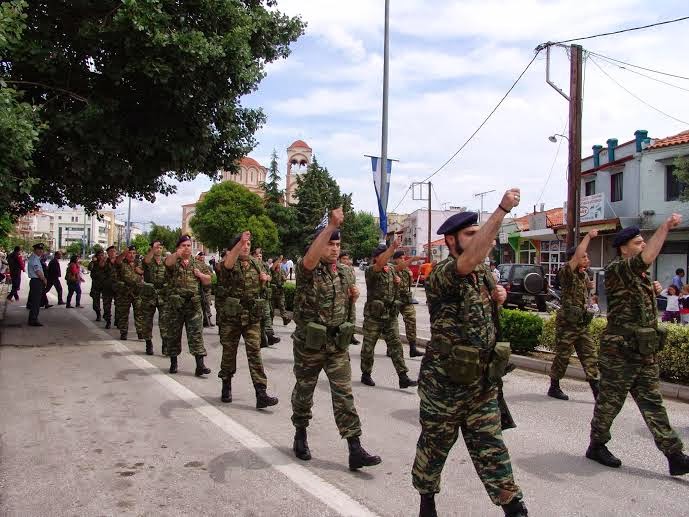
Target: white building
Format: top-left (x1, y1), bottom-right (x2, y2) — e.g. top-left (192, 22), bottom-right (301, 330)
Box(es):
top-left (400, 208), bottom-right (468, 257)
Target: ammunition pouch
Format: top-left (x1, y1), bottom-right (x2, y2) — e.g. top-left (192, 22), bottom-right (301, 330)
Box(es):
top-left (335, 322), bottom-right (355, 350)
top-left (437, 340), bottom-right (482, 385)
top-left (635, 327), bottom-right (659, 356)
top-left (168, 294), bottom-right (184, 311)
top-left (487, 342), bottom-right (512, 382)
top-left (140, 282), bottom-right (156, 299)
top-left (251, 298), bottom-right (266, 321)
top-left (305, 322), bottom-right (327, 351)
top-left (368, 300), bottom-right (387, 319)
top-left (400, 292), bottom-right (413, 304)
top-left (224, 297), bottom-right (242, 317)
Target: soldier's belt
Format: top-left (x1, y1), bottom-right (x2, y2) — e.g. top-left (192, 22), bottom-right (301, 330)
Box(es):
top-left (606, 325), bottom-right (666, 355)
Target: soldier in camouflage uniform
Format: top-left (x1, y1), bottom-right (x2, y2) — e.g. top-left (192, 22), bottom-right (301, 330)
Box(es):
top-left (218, 233), bottom-right (278, 408)
top-left (548, 230), bottom-right (600, 401)
top-left (360, 241), bottom-right (417, 389)
top-left (587, 217), bottom-right (689, 476)
top-left (393, 250), bottom-right (424, 358)
top-left (270, 256), bottom-right (291, 326)
top-left (413, 191), bottom-right (528, 517)
top-left (163, 235), bottom-right (212, 377)
top-left (88, 249), bottom-right (114, 324)
top-left (140, 240), bottom-right (167, 356)
top-left (338, 251), bottom-right (359, 345)
top-left (107, 246), bottom-right (120, 329)
top-left (131, 254), bottom-right (146, 339)
top-left (196, 251), bottom-right (215, 328)
top-left (115, 245), bottom-right (143, 341)
top-left (251, 247), bottom-right (280, 346)
top-left (291, 208), bottom-right (381, 470)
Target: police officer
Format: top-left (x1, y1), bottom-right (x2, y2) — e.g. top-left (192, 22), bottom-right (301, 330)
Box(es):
top-left (412, 190), bottom-right (528, 517)
top-left (26, 243), bottom-right (47, 327)
top-left (360, 240), bottom-right (417, 389)
top-left (141, 240), bottom-right (168, 355)
top-left (218, 232), bottom-right (278, 408)
top-left (548, 229), bottom-right (600, 400)
top-left (114, 245), bottom-right (143, 341)
top-left (290, 208), bottom-right (381, 470)
top-left (393, 250), bottom-right (424, 358)
top-left (587, 216), bottom-right (689, 476)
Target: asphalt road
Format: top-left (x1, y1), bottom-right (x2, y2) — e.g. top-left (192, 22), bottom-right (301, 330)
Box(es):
top-left (1, 267), bottom-right (688, 516)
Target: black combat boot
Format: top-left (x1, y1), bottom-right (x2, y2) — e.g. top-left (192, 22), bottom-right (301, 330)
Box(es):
top-left (588, 379), bottom-right (600, 399)
top-left (195, 355), bottom-right (211, 377)
top-left (586, 442), bottom-right (622, 468)
top-left (419, 493), bottom-right (438, 517)
top-left (105, 319), bottom-right (111, 329)
top-left (283, 317), bottom-right (292, 326)
top-left (268, 333), bottom-right (281, 345)
top-left (169, 356), bottom-right (178, 374)
top-left (547, 378), bottom-right (569, 400)
top-left (409, 343), bottom-right (423, 357)
top-left (95, 309), bottom-right (101, 322)
top-left (137, 332), bottom-right (143, 340)
top-left (399, 372), bottom-right (418, 389)
top-left (221, 378), bottom-right (232, 403)
top-left (361, 373), bottom-right (375, 386)
top-left (293, 428), bottom-right (311, 461)
top-left (386, 348), bottom-right (392, 357)
top-left (347, 437), bottom-right (381, 470)
top-left (502, 498), bottom-right (528, 516)
top-left (260, 332), bottom-right (269, 348)
top-left (120, 330), bottom-right (127, 341)
top-left (667, 451), bottom-right (689, 476)
top-left (255, 385), bottom-right (278, 409)
top-left (145, 339), bottom-right (153, 356)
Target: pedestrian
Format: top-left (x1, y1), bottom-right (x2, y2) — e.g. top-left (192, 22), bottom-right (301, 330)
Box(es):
top-left (26, 243), bottom-right (47, 326)
top-left (216, 232), bottom-right (278, 407)
top-left (547, 230), bottom-right (600, 401)
top-left (252, 247), bottom-right (280, 346)
top-left (195, 251), bottom-right (215, 328)
top-left (360, 240), bottom-right (417, 390)
top-left (285, 257), bottom-right (294, 280)
top-left (39, 252), bottom-right (53, 308)
top-left (140, 240), bottom-right (169, 355)
top-left (290, 208), bottom-right (381, 470)
top-left (671, 268), bottom-right (685, 291)
top-left (338, 251), bottom-right (359, 345)
top-left (491, 261), bottom-right (501, 282)
top-left (163, 235), bottom-right (212, 376)
top-left (393, 250), bottom-right (424, 358)
top-left (208, 256), bottom-right (216, 270)
top-left (270, 255), bottom-right (291, 326)
top-left (412, 190), bottom-right (528, 517)
top-left (7, 246), bottom-right (24, 301)
top-left (660, 285), bottom-right (681, 323)
top-left (588, 294), bottom-right (600, 317)
top-left (65, 254), bottom-right (84, 308)
top-left (680, 285), bottom-right (689, 325)
top-left (114, 245), bottom-right (143, 340)
top-left (587, 216), bottom-right (689, 476)
top-left (47, 251), bottom-right (64, 305)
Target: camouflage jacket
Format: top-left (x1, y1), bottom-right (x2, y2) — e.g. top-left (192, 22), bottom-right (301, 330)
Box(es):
top-left (340, 263), bottom-right (356, 286)
top-left (196, 261), bottom-right (213, 294)
top-left (118, 258), bottom-right (142, 287)
top-left (426, 257), bottom-right (496, 352)
top-left (294, 259), bottom-right (351, 329)
top-left (143, 257), bottom-right (167, 289)
top-left (89, 261), bottom-right (113, 291)
top-left (395, 267), bottom-right (414, 304)
top-left (556, 266), bottom-right (589, 326)
top-left (270, 266), bottom-right (286, 289)
top-left (605, 254), bottom-right (657, 330)
top-left (165, 257), bottom-right (202, 297)
top-left (217, 257), bottom-right (264, 302)
top-left (365, 264), bottom-right (398, 305)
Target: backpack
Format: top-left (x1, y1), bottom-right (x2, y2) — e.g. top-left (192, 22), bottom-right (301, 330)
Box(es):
top-left (65, 264), bottom-right (78, 282)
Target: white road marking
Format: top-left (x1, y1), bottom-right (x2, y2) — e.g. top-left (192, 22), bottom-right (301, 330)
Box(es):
top-left (58, 294), bottom-right (379, 517)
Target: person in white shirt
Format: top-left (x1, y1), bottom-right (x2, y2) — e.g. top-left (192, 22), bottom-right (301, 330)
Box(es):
top-left (661, 285), bottom-right (681, 323)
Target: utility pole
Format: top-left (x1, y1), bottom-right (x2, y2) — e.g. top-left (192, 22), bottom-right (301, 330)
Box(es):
top-left (474, 190), bottom-right (496, 223)
top-left (567, 44), bottom-right (584, 248)
top-left (427, 182), bottom-right (432, 263)
top-left (126, 196), bottom-right (132, 246)
top-left (379, 0), bottom-right (391, 242)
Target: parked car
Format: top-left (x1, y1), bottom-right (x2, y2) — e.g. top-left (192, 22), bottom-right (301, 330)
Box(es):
top-left (497, 263), bottom-right (549, 312)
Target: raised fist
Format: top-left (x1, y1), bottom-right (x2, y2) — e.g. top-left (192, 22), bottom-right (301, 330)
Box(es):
top-left (329, 207), bottom-right (345, 228)
top-left (349, 285), bottom-right (360, 302)
top-left (492, 285), bottom-right (507, 305)
top-left (501, 188), bottom-right (521, 211)
top-left (653, 280), bottom-right (662, 296)
top-left (667, 213), bottom-right (682, 229)
top-left (588, 229), bottom-right (599, 239)
top-left (259, 272), bottom-right (270, 283)
top-left (241, 230), bottom-right (251, 243)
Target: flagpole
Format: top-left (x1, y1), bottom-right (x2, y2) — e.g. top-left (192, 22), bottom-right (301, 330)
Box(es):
top-left (379, 0), bottom-right (390, 242)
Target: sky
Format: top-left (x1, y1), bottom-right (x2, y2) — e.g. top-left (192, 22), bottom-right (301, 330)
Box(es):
top-left (116, 1), bottom-right (689, 231)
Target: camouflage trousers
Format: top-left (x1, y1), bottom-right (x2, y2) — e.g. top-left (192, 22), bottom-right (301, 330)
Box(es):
top-left (399, 303), bottom-right (417, 346)
top-left (291, 332), bottom-right (361, 438)
top-left (262, 290), bottom-right (274, 336)
top-left (412, 354), bottom-right (523, 506)
top-left (115, 288), bottom-right (137, 333)
top-left (361, 315), bottom-right (408, 375)
top-left (90, 287), bottom-right (113, 322)
top-left (217, 320), bottom-right (267, 387)
top-left (201, 289), bottom-right (212, 325)
top-left (165, 294), bottom-right (207, 357)
top-left (348, 302), bottom-right (356, 325)
top-left (133, 295), bottom-right (145, 337)
top-left (140, 291), bottom-right (166, 343)
top-left (550, 323), bottom-right (599, 381)
top-left (590, 335), bottom-right (683, 455)
top-left (271, 287), bottom-right (288, 320)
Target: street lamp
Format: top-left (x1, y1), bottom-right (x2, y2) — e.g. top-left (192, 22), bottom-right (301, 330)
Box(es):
top-left (548, 133), bottom-right (580, 245)
top-left (548, 133), bottom-right (569, 143)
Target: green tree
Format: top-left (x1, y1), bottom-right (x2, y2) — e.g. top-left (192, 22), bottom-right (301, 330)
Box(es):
top-left (673, 156), bottom-right (689, 202)
top-left (0, 214), bottom-right (15, 250)
top-left (130, 234), bottom-right (150, 256)
top-left (190, 181), bottom-right (278, 254)
top-left (2, 1), bottom-right (304, 217)
top-left (266, 202), bottom-right (301, 258)
top-left (148, 223), bottom-right (181, 252)
top-left (341, 211), bottom-right (381, 261)
top-left (262, 149), bottom-right (283, 204)
top-left (65, 242), bottom-right (82, 257)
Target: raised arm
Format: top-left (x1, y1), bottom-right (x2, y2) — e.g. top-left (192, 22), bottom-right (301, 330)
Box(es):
top-left (372, 238), bottom-right (400, 272)
top-left (224, 231), bottom-right (250, 270)
top-left (641, 214), bottom-right (682, 265)
top-left (303, 208), bottom-right (344, 271)
top-left (568, 229), bottom-right (598, 271)
top-left (164, 249), bottom-right (179, 268)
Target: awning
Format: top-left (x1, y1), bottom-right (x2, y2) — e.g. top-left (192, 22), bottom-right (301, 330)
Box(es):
top-left (519, 228), bottom-right (556, 241)
top-left (554, 218), bottom-right (620, 237)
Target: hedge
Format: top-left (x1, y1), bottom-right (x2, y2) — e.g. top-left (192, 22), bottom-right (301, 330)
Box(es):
top-left (284, 282), bottom-right (296, 311)
top-left (539, 312), bottom-right (689, 385)
top-left (499, 309), bottom-right (543, 354)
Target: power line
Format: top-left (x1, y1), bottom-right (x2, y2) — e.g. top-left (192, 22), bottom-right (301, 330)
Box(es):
top-left (588, 50), bottom-right (689, 81)
top-left (593, 53), bottom-right (689, 93)
top-left (589, 56), bottom-right (689, 126)
top-left (389, 186), bottom-right (411, 213)
top-left (536, 122), bottom-right (568, 205)
top-left (421, 50), bottom-right (541, 183)
top-left (552, 15), bottom-right (689, 44)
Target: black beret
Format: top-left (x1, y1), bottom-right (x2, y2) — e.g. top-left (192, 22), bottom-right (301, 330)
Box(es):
top-left (312, 228), bottom-right (341, 242)
top-left (612, 226), bottom-right (640, 248)
top-left (393, 250), bottom-right (405, 259)
top-left (371, 244), bottom-right (388, 258)
top-left (437, 212), bottom-right (479, 235)
top-left (127, 245), bottom-right (136, 251)
top-left (32, 243), bottom-right (45, 250)
top-left (196, 251), bottom-right (205, 256)
top-left (229, 233), bottom-right (242, 249)
top-left (565, 246), bottom-right (577, 259)
top-left (176, 234), bottom-right (192, 248)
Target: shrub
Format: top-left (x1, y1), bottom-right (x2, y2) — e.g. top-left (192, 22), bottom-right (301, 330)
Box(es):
top-left (499, 309), bottom-right (543, 354)
top-left (540, 313), bottom-right (607, 352)
top-left (284, 282), bottom-right (296, 311)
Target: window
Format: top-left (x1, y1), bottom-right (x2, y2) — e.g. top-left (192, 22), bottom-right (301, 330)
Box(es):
top-left (666, 165), bottom-right (687, 201)
top-left (585, 180), bottom-right (595, 196)
top-left (611, 172), bottom-right (623, 202)
top-left (518, 240), bottom-right (537, 265)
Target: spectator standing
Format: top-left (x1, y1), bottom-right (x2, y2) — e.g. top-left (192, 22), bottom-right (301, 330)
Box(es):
top-left (661, 285), bottom-right (681, 323)
top-left (65, 255), bottom-right (84, 308)
top-left (26, 243), bottom-right (47, 326)
top-left (679, 285), bottom-right (689, 325)
top-left (7, 246), bottom-right (24, 301)
top-left (672, 268), bottom-right (685, 291)
top-left (39, 253), bottom-right (52, 308)
top-left (46, 251), bottom-right (64, 304)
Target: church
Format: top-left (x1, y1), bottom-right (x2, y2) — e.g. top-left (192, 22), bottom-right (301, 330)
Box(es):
top-left (181, 140), bottom-right (313, 253)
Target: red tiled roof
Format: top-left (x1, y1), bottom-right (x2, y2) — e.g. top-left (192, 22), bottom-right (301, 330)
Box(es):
top-left (240, 157), bottom-right (262, 168)
top-left (288, 139), bottom-right (311, 150)
top-left (514, 208), bottom-right (564, 231)
top-left (648, 130), bottom-right (689, 150)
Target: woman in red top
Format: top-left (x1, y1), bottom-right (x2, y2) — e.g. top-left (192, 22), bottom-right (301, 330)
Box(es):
top-left (65, 255), bottom-right (84, 308)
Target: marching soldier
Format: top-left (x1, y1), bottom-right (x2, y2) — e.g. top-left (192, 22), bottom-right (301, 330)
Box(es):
top-left (252, 247), bottom-right (280, 346)
top-left (290, 208), bottom-right (381, 470)
top-left (217, 232), bottom-right (278, 408)
top-left (196, 251), bottom-right (215, 328)
top-left (338, 251), bottom-right (359, 345)
top-left (412, 191), bottom-right (528, 517)
top-left (270, 255), bottom-right (291, 326)
top-left (164, 235), bottom-right (212, 376)
top-left (88, 249), bottom-right (114, 324)
top-left (548, 230), bottom-right (600, 400)
top-left (587, 216), bottom-right (689, 476)
top-left (360, 241), bottom-right (417, 389)
top-left (115, 245), bottom-right (143, 341)
top-left (140, 240), bottom-right (168, 355)
top-left (393, 250), bottom-right (424, 358)
top-left (107, 246), bottom-right (119, 329)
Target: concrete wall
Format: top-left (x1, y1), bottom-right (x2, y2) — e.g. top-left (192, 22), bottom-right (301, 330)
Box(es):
top-left (639, 143), bottom-right (689, 228)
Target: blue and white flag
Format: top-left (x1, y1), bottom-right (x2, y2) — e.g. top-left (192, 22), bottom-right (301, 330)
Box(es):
top-left (315, 210), bottom-right (329, 231)
top-left (370, 156), bottom-right (393, 236)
